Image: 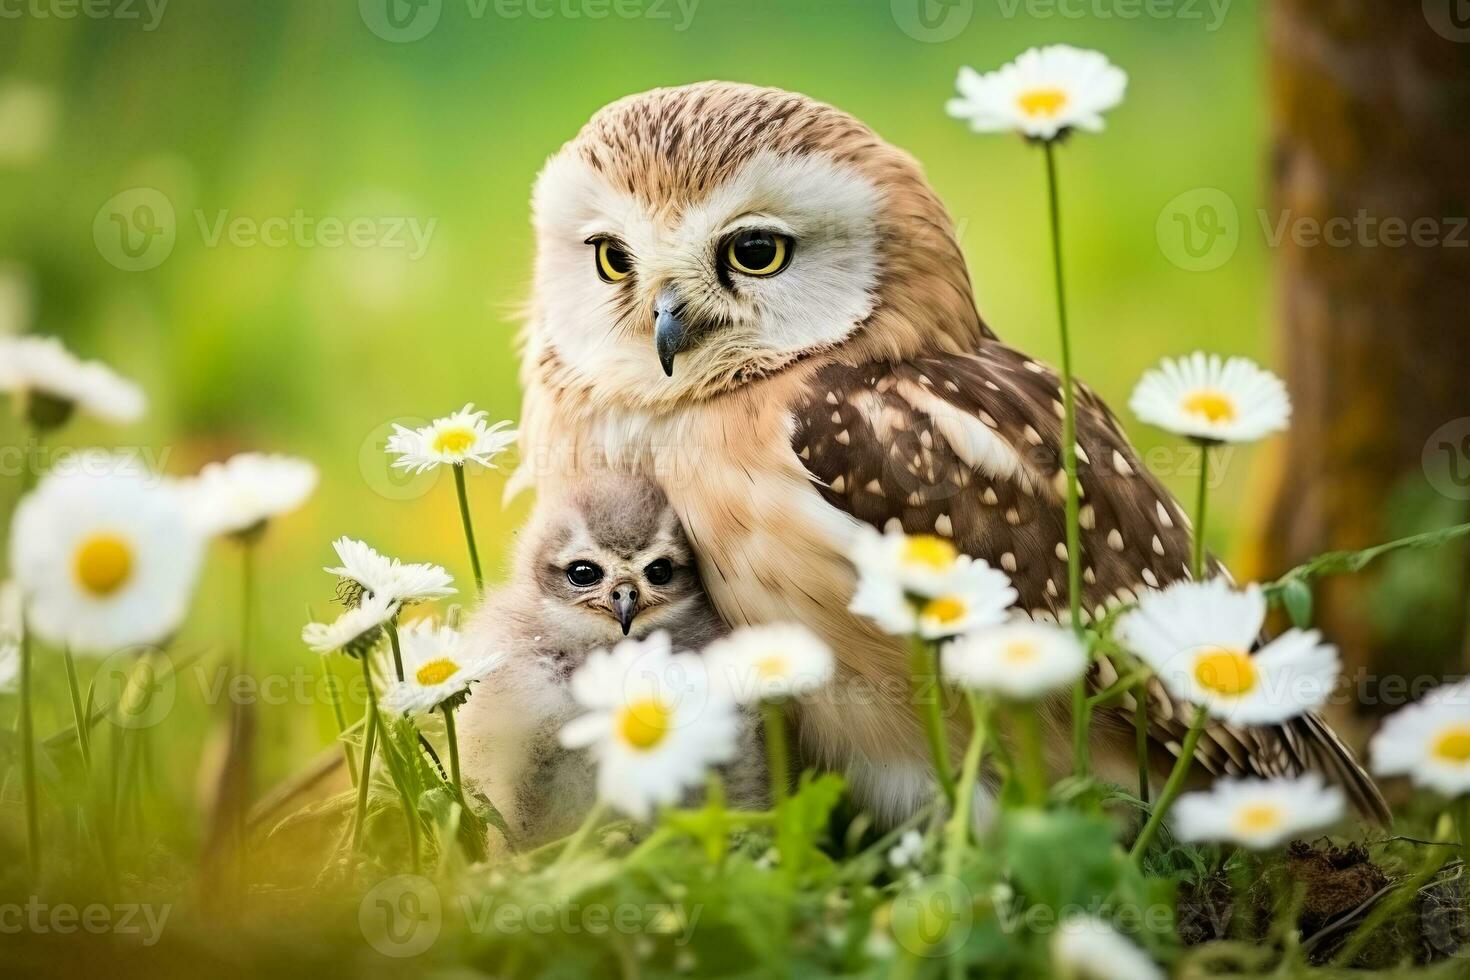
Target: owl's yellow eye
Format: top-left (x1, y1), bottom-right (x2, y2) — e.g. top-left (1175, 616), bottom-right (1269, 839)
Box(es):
top-left (724, 230), bottom-right (792, 277)
top-left (591, 238), bottom-right (632, 282)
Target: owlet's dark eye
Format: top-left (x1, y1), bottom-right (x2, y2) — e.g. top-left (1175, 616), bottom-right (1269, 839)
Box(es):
top-left (724, 230), bottom-right (792, 277)
top-left (566, 561), bottom-right (604, 587)
top-left (589, 237), bottom-right (632, 282)
top-left (644, 558), bottom-right (674, 586)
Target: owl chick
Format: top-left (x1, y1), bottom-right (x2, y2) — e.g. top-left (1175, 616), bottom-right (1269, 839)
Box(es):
top-left (455, 474), bottom-right (765, 849)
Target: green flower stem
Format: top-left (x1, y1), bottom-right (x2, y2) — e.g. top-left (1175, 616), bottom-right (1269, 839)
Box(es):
top-left (943, 693), bottom-right (990, 877)
top-left (17, 618), bottom-right (39, 879)
top-left (552, 798), bottom-right (608, 870)
top-left (385, 620), bottom-right (405, 683)
top-left (1009, 705), bottom-right (1049, 808)
top-left (441, 703), bottom-right (462, 797)
top-left (1193, 443), bottom-right (1210, 579)
top-left (908, 636), bottom-right (956, 805)
top-left (1332, 812), bottom-right (1455, 967)
top-left (1458, 798), bottom-right (1470, 887)
top-left (352, 654), bottom-right (380, 854)
top-left (761, 701), bottom-right (791, 805)
top-left (451, 464), bottom-right (484, 595)
top-left (1134, 689), bottom-right (1149, 805)
top-left (62, 647), bottom-right (91, 772)
top-left (1130, 705), bottom-right (1208, 862)
top-left (1042, 139), bottom-right (1089, 783)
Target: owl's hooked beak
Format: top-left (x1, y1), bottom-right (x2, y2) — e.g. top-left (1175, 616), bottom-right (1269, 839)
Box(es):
top-left (653, 289), bottom-right (690, 378)
top-left (610, 584), bottom-right (640, 635)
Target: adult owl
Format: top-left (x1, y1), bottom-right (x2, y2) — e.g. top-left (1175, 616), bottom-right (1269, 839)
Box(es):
top-left (515, 81), bottom-right (1386, 824)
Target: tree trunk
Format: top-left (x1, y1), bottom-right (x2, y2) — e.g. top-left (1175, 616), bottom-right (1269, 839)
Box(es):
top-left (1253, 0), bottom-right (1470, 714)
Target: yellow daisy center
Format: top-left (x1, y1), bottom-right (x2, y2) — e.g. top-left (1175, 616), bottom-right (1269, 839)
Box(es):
top-left (1193, 648), bottom-right (1257, 697)
top-left (74, 533), bottom-right (135, 597)
top-left (1004, 640), bottom-right (1039, 664)
top-left (415, 658), bottom-right (459, 686)
top-left (1183, 390), bottom-right (1237, 424)
top-left (617, 696), bottom-right (673, 751)
top-left (903, 535), bottom-right (958, 572)
top-left (1431, 726), bottom-right (1470, 765)
top-left (1234, 803), bottom-right (1284, 835)
top-left (756, 654), bottom-right (789, 679)
top-left (1016, 88), bottom-right (1069, 118)
top-left (921, 596), bottom-right (967, 626)
top-left (432, 426), bottom-right (476, 455)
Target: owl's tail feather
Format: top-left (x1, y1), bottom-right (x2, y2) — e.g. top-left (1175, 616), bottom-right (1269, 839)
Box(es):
top-left (1291, 712), bottom-right (1392, 825)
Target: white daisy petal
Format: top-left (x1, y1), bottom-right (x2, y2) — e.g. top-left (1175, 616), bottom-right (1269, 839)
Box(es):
top-left (324, 536), bottom-right (456, 605)
top-left (380, 619), bottom-right (503, 717)
top-left (705, 623), bottom-right (834, 704)
top-left (384, 403), bottom-right (517, 474)
top-left (1172, 775), bottom-right (1346, 850)
top-left (1370, 679), bottom-right (1470, 797)
top-left (0, 334), bottom-right (145, 425)
top-left (183, 452), bottom-right (318, 538)
top-left (848, 526), bottom-right (1017, 637)
top-left (558, 632), bottom-right (739, 821)
top-left (947, 45), bottom-right (1128, 142)
top-left (1118, 580), bottom-right (1338, 724)
top-left (942, 622), bottom-right (1087, 700)
top-left (1129, 352), bottom-right (1291, 444)
top-left (1051, 916), bottom-right (1163, 980)
top-left (9, 458), bottom-right (203, 655)
top-left (301, 591), bottom-right (399, 657)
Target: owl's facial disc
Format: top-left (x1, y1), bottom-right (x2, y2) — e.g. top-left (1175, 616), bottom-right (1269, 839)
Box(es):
top-left (532, 148), bottom-right (882, 402)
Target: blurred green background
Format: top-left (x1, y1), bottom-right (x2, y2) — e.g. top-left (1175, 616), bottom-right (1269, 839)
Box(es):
top-left (0, 0), bottom-right (1270, 797)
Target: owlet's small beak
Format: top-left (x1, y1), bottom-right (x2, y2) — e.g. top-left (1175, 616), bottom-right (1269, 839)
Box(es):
top-left (653, 289), bottom-right (689, 378)
top-left (610, 585), bottom-right (640, 636)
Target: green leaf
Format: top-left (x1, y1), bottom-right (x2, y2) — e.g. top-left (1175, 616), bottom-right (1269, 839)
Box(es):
top-left (1265, 521), bottom-right (1470, 600)
top-left (1278, 577), bottom-right (1314, 628)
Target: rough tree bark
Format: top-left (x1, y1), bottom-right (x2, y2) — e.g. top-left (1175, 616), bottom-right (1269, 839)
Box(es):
top-left (1251, 0), bottom-right (1470, 713)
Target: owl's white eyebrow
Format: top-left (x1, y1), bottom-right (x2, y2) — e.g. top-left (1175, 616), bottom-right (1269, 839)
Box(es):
top-left (577, 223), bottom-right (621, 241)
top-left (719, 214), bottom-right (797, 238)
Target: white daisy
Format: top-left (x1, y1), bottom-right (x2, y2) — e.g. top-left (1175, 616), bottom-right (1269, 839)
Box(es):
top-left (849, 528), bottom-right (1017, 638)
top-left (560, 632), bottom-right (740, 820)
top-left (1172, 774), bottom-right (1345, 851)
top-left (183, 452), bottom-right (318, 539)
top-left (8, 460), bottom-right (203, 655)
top-left (380, 619), bottom-right (502, 716)
top-left (385, 404), bottom-right (516, 474)
top-left (324, 537), bottom-right (456, 605)
top-left (1117, 580), bottom-right (1338, 725)
top-left (1370, 679), bottom-right (1470, 797)
top-left (1129, 353), bottom-right (1291, 444)
top-left (301, 591), bottom-right (399, 658)
top-left (0, 639), bottom-right (16, 694)
top-left (942, 622), bottom-right (1087, 700)
top-left (1051, 916), bottom-right (1163, 980)
top-left (887, 830), bottom-right (924, 869)
top-left (705, 623), bottom-right (835, 704)
top-left (946, 45), bottom-right (1128, 142)
top-left (0, 334), bottom-right (145, 427)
